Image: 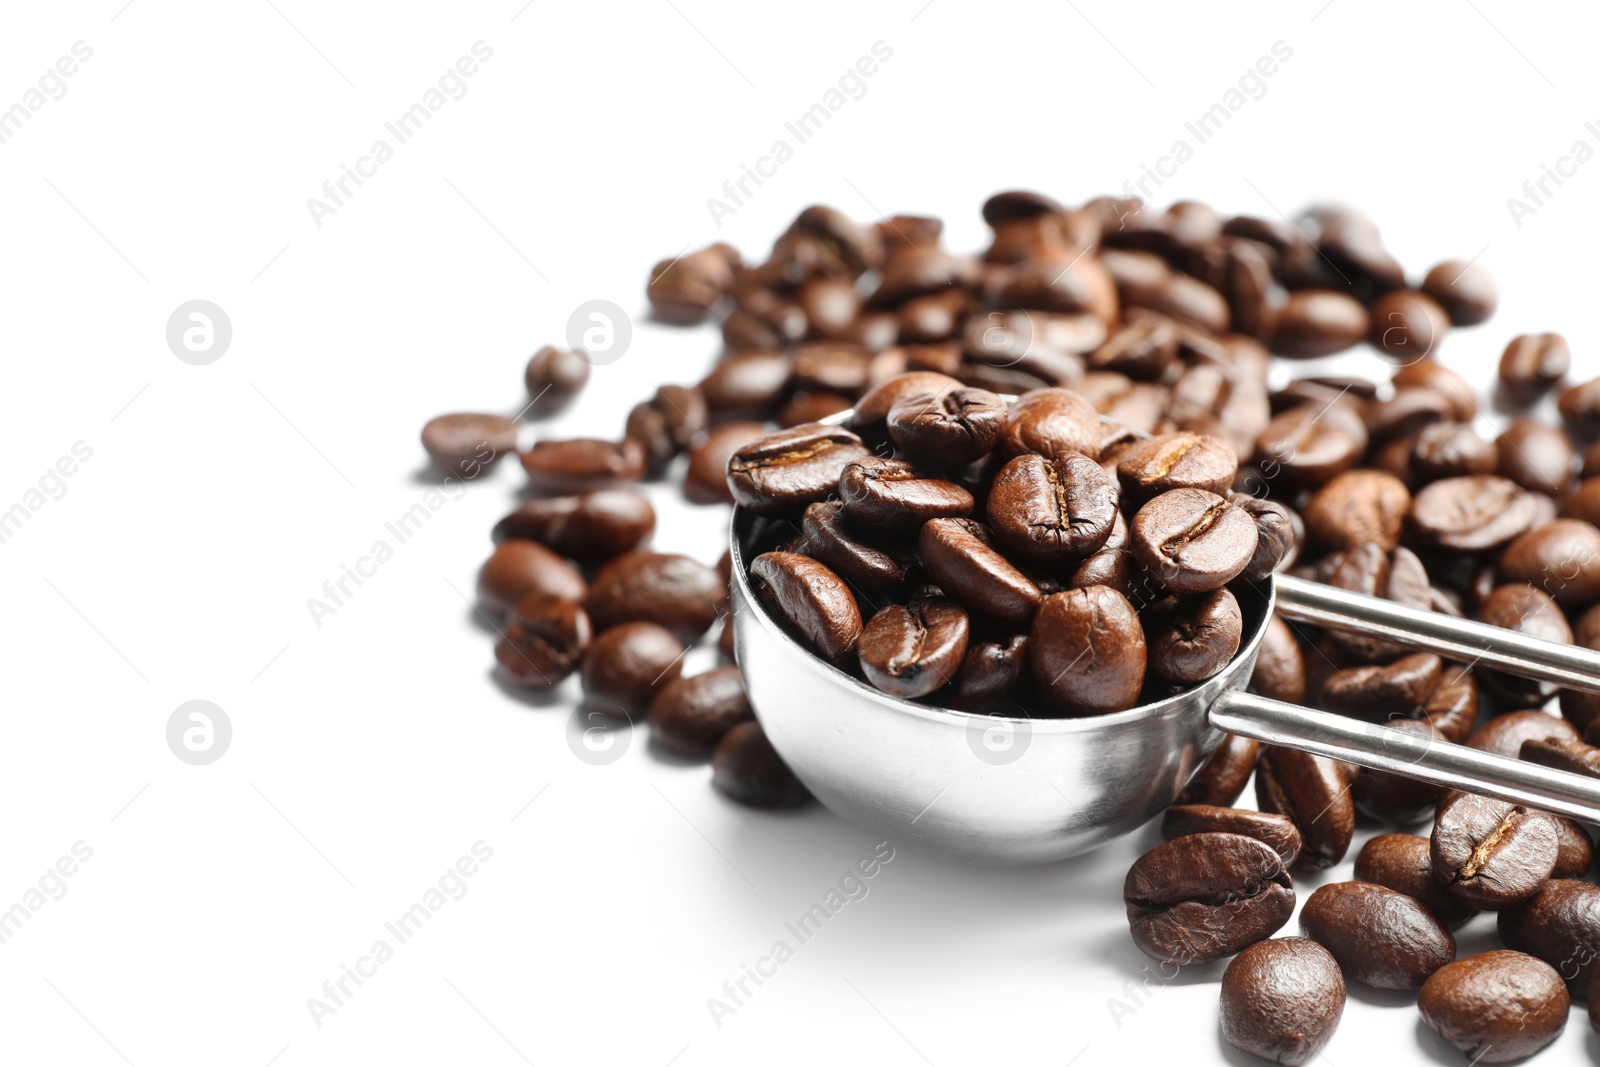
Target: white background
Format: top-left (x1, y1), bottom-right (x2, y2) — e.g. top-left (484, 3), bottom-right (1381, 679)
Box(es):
top-left (2, 0), bottom-right (1598, 1064)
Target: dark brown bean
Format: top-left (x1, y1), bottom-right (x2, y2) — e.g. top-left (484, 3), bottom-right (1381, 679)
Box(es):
top-left (885, 386), bottom-right (1007, 467)
top-left (1177, 734), bottom-right (1260, 807)
top-left (420, 413), bottom-right (518, 476)
top-left (1421, 259), bottom-right (1498, 326)
top-left (749, 552), bottom-right (862, 665)
top-left (647, 667), bottom-right (753, 758)
top-left (1521, 735), bottom-right (1600, 779)
top-left (850, 371), bottom-right (964, 441)
top-left (1499, 519), bottom-right (1600, 611)
top-left (492, 488), bottom-right (656, 563)
top-left (1115, 432), bottom-right (1238, 504)
top-left (1123, 832), bottom-right (1295, 966)
top-left (1145, 589), bottom-right (1241, 684)
top-left (1254, 398), bottom-right (1368, 488)
top-left (524, 345), bottom-right (591, 414)
top-left (580, 622), bottom-right (685, 714)
top-left (646, 244), bottom-right (737, 324)
top-left (1411, 421), bottom-right (1498, 482)
top-left (858, 599), bottom-right (970, 699)
top-left (585, 551), bottom-right (726, 641)
top-left (520, 437), bottom-right (647, 495)
top-left (1355, 833), bottom-right (1477, 928)
top-left (1030, 586), bottom-right (1147, 715)
top-left (998, 387), bottom-right (1102, 459)
top-left (1553, 817), bottom-right (1595, 879)
top-left (1270, 289), bottom-right (1369, 358)
top-left (1421, 664), bottom-right (1481, 743)
top-left (918, 518), bottom-right (1042, 628)
top-left (1235, 497), bottom-right (1297, 583)
top-left (1300, 881), bottom-right (1456, 989)
top-left (626, 384), bottom-right (709, 476)
top-left (685, 422), bottom-right (769, 504)
top-left (796, 501), bottom-right (907, 593)
top-left (1351, 720), bottom-right (1448, 825)
top-left (838, 456), bottom-right (973, 528)
top-left (1467, 709), bottom-right (1579, 758)
top-left (1476, 584), bottom-right (1573, 706)
top-left (1220, 938), bottom-right (1344, 1067)
top-left (1498, 333), bottom-right (1571, 407)
top-left (712, 721), bottom-right (811, 808)
top-left (1410, 475), bottom-right (1540, 552)
top-left (985, 451), bottom-right (1119, 565)
top-left (726, 423), bottom-right (870, 517)
top-left (1497, 416), bottom-right (1576, 498)
top-left (1302, 470), bottom-right (1411, 553)
top-left (1131, 488), bottom-right (1258, 594)
top-left (777, 391), bottom-right (853, 428)
top-left (945, 635), bottom-right (1029, 711)
top-left (477, 540), bottom-right (587, 616)
top-left (1369, 289), bottom-right (1449, 361)
top-left (1393, 359), bottom-right (1480, 422)
top-left (1418, 951), bottom-right (1569, 1064)
top-left (699, 350), bottom-right (793, 416)
top-left (1432, 793), bottom-right (1558, 909)
top-left (1567, 477), bottom-right (1600, 526)
top-left (1255, 747), bottom-right (1355, 867)
top-left (1162, 804), bottom-right (1301, 865)
top-left (495, 593), bottom-right (591, 688)
top-left (1498, 878), bottom-right (1600, 992)
top-left (1250, 614), bottom-right (1307, 704)
top-left (1315, 544), bottom-right (1435, 663)
top-left (1320, 653), bottom-right (1443, 722)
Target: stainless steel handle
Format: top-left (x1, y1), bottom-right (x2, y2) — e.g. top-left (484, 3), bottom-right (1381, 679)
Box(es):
top-left (1210, 690), bottom-right (1600, 823)
top-left (1274, 573), bottom-right (1600, 695)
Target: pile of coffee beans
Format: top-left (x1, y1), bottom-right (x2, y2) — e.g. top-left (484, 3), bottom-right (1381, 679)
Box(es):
top-left (433, 189), bottom-right (1600, 1060)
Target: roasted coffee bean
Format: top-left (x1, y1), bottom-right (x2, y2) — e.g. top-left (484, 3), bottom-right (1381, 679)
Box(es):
top-left (1432, 793), bottom-right (1558, 909)
top-left (520, 437), bottom-right (647, 494)
top-left (712, 721), bottom-right (810, 808)
top-left (1498, 332), bottom-right (1571, 407)
top-left (1565, 604), bottom-right (1600, 732)
top-left (1393, 359), bottom-right (1480, 422)
top-left (1235, 498), bottom-right (1296, 583)
top-left (1115, 432), bottom-right (1238, 504)
top-left (1567, 476), bottom-right (1600, 526)
top-left (1499, 878), bottom-right (1600, 992)
top-left (585, 551), bottom-right (726, 641)
top-left (1585, 444), bottom-right (1600, 479)
top-left (580, 622), bottom-right (685, 714)
top-left (986, 451), bottom-right (1119, 565)
top-left (1370, 290), bottom-right (1449, 361)
top-left (1315, 544), bottom-right (1434, 662)
top-left (777, 391), bottom-right (853, 428)
top-left (1418, 951), bottom-right (1569, 1064)
top-left (1521, 735), bottom-right (1600, 779)
top-left (1300, 881), bottom-right (1456, 989)
top-left (1145, 589), bottom-right (1241, 684)
top-left (1030, 586), bottom-right (1146, 715)
top-left (699, 350), bottom-right (793, 416)
top-left (524, 345), bottom-right (591, 414)
top-left (1162, 805), bottom-right (1301, 865)
top-left (1123, 832), bottom-right (1295, 966)
top-left (647, 667), bottom-right (753, 758)
top-left (1088, 313), bottom-right (1179, 380)
top-left (1351, 720), bottom-right (1448, 825)
top-left (646, 244), bottom-right (737, 324)
top-left (1497, 416), bottom-right (1576, 498)
top-left (726, 423), bottom-right (870, 517)
top-left (851, 371), bottom-right (963, 441)
top-left (1270, 289), bottom-right (1369, 358)
top-left (795, 276), bottom-right (862, 338)
top-left (1467, 709), bottom-right (1579, 758)
top-left (1499, 519), bottom-right (1600, 610)
top-left (1177, 734), bottom-right (1260, 807)
top-left (1553, 817), bottom-right (1595, 878)
top-left (885, 386), bottom-right (1006, 467)
top-left (797, 501), bottom-right (907, 593)
top-left (1355, 834), bottom-right (1477, 928)
top-left (685, 422), bottom-right (769, 504)
top-left (1477, 584), bottom-right (1573, 705)
top-left (1410, 475), bottom-right (1540, 552)
top-left (492, 488), bottom-right (656, 563)
top-left (1250, 614), bottom-right (1307, 704)
top-left (858, 598), bottom-right (970, 699)
top-left (839, 456), bottom-right (973, 528)
top-left (1167, 363), bottom-right (1273, 463)
top-left (1302, 469), bottom-right (1411, 553)
top-left (626, 384), bottom-right (709, 476)
top-left (998, 387), bottom-right (1102, 459)
top-left (1069, 547), bottom-right (1151, 606)
top-left (1255, 747), bottom-right (1355, 867)
top-left (919, 518), bottom-right (1042, 628)
top-left (1559, 375), bottom-right (1600, 437)
top-left (790, 341), bottom-right (873, 397)
top-left (1131, 488), bottom-right (1258, 594)
top-left (1421, 664), bottom-right (1480, 743)
top-left (1254, 398), bottom-right (1368, 488)
top-left (1320, 653), bottom-right (1443, 722)
top-left (1411, 422), bottom-right (1498, 482)
top-left (1220, 938), bottom-right (1344, 1067)
top-left (494, 593), bottom-right (591, 688)
top-left (1421, 259), bottom-right (1498, 326)
top-left (420, 413), bottom-right (518, 476)
top-left (477, 539), bottom-right (587, 616)
top-left (749, 552), bottom-right (862, 664)
top-left (897, 289), bottom-right (969, 342)
top-left (946, 634), bottom-right (1029, 710)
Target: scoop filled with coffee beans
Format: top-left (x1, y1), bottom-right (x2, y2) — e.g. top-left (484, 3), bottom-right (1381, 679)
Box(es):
top-left (436, 190), bottom-right (1600, 1063)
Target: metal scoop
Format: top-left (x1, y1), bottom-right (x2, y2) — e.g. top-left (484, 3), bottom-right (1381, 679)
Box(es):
top-left (727, 425), bottom-right (1600, 864)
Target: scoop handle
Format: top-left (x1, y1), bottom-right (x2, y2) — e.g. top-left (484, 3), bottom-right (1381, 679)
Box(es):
top-left (1274, 573), bottom-right (1600, 695)
top-left (1209, 690), bottom-right (1600, 823)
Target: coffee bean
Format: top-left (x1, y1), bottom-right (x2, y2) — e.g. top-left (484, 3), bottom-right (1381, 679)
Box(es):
top-left (1421, 259), bottom-right (1498, 326)
top-left (647, 667), bottom-right (753, 758)
top-left (1564, 605), bottom-right (1600, 733)
top-left (1162, 804), bottom-right (1301, 865)
top-left (1220, 938), bottom-right (1344, 1067)
top-left (1088, 314), bottom-right (1179, 380)
top-left (1497, 416), bottom-right (1576, 498)
top-left (985, 451), bottom-right (1119, 565)
top-left (1030, 586), bottom-right (1146, 715)
top-left (1168, 364), bottom-right (1273, 463)
top-left (1123, 832), bottom-right (1295, 966)
top-left (885, 386), bottom-right (1006, 467)
top-left (1250, 614), bottom-right (1307, 704)
top-left (492, 488), bottom-right (656, 563)
top-left (1131, 488), bottom-right (1258, 594)
top-left (839, 456), bottom-right (974, 528)
top-left (1421, 664), bottom-right (1481, 743)
top-left (1069, 547), bottom-right (1151, 606)
top-left (790, 341), bottom-right (873, 398)
top-left (1498, 333), bottom-right (1571, 407)
top-left (919, 518), bottom-right (1042, 628)
top-left (524, 345), bottom-right (591, 414)
top-left (1499, 519), bottom-right (1600, 612)
top-left (727, 423), bottom-right (870, 518)
top-left (1355, 833), bottom-right (1477, 927)
top-left (749, 551), bottom-right (862, 665)
top-left (1300, 881), bottom-right (1456, 989)
top-left (1559, 375), bottom-right (1600, 438)
top-left (520, 437), bottom-right (647, 494)
top-left (1521, 735), bottom-right (1600, 778)
top-left (1392, 359), bottom-right (1480, 422)
top-left (1320, 653), bottom-right (1442, 722)
top-left (495, 593), bottom-right (591, 688)
top-left (1411, 422), bottom-right (1498, 482)
top-left (1499, 878), bottom-right (1600, 995)
top-left (1585, 444), bottom-right (1600, 479)
top-left (586, 551), bottom-right (726, 641)
top-left (1351, 720), bottom-right (1448, 825)
top-left (1146, 589), bottom-right (1241, 684)
top-left (858, 598), bottom-right (970, 699)
top-left (1254, 397), bottom-right (1368, 488)
top-left (1234, 498), bottom-right (1297, 585)
top-left (1177, 734), bottom-right (1260, 807)
top-left (685, 422), bottom-right (769, 504)
top-left (1370, 289), bottom-right (1449, 361)
top-left (1553, 816), bottom-right (1595, 878)
top-left (712, 721), bottom-right (811, 808)
top-left (1255, 747), bottom-right (1355, 867)
top-left (777, 391), bottom-right (853, 428)
top-left (795, 501), bottom-right (907, 594)
top-left (1566, 476), bottom-right (1600, 526)
top-left (1270, 290), bottom-right (1369, 358)
top-left (851, 371), bottom-right (964, 442)
top-left (1114, 432), bottom-right (1238, 506)
top-left (580, 622), bottom-right (685, 714)
top-left (998, 387), bottom-right (1102, 459)
top-left (477, 540), bottom-right (587, 616)
top-left (420, 413), bottom-right (518, 476)
top-left (795, 276), bottom-right (862, 339)
top-left (1418, 951), bottom-right (1569, 1064)
top-left (646, 244), bottom-right (737, 324)
top-left (1467, 709), bottom-right (1579, 758)
top-left (1410, 475), bottom-right (1540, 552)
top-left (699, 350), bottom-right (793, 416)
top-left (626, 384), bottom-right (709, 477)
top-left (1432, 793), bottom-right (1558, 909)
top-left (1315, 544), bottom-right (1435, 662)
top-left (1477, 584), bottom-right (1573, 705)
top-left (1303, 470), bottom-right (1411, 553)
top-left (946, 634), bottom-right (1029, 711)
